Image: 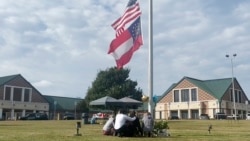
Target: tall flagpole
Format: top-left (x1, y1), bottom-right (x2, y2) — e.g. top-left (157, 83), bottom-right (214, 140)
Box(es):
top-left (148, 0), bottom-right (153, 116)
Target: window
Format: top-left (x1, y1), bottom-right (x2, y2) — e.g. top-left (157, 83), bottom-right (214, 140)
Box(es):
top-left (174, 90), bottom-right (179, 102)
top-left (24, 89), bottom-right (31, 102)
top-left (181, 89), bottom-right (189, 102)
top-left (174, 88), bottom-right (197, 102)
top-left (191, 89), bottom-right (197, 101)
top-left (13, 88), bottom-right (22, 101)
top-left (230, 89), bottom-right (233, 102)
top-left (238, 91), bottom-right (242, 103)
top-left (234, 90), bottom-right (238, 103)
top-left (4, 86), bottom-right (32, 102)
top-left (230, 89), bottom-right (242, 103)
top-left (4, 86), bottom-right (11, 100)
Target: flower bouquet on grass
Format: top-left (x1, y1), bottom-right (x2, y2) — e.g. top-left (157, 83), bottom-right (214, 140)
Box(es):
top-left (153, 120), bottom-right (170, 137)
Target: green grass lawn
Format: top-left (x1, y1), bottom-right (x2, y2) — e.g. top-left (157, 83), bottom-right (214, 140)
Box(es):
top-left (0, 119), bottom-right (250, 141)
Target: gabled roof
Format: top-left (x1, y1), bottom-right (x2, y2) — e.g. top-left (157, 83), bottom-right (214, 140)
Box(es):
top-left (185, 77), bottom-right (232, 99)
top-left (0, 74), bottom-right (21, 86)
top-left (43, 95), bottom-right (83, 111)
top-left (0, 74), bottom-right (49, 103)
top-left (159, 76), bottom-right (234, 101)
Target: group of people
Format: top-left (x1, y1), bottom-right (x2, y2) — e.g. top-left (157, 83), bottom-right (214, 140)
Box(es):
top-left (102, 109), bottom-right (154, 137)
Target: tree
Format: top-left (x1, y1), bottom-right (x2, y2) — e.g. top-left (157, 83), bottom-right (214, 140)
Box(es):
top-left (84, 67), bottom-right (143, 105)
top-left (76, 99), bottom-right (89, 112)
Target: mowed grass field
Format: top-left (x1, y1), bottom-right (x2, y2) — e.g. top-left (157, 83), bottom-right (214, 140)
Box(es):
top-left (0, 119), bottom-right (250, 141)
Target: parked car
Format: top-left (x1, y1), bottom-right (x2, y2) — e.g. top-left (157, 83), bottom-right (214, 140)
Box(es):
top-left (214, 112), bottom-right (227, 119)
top-left (63, 113), bottom-right (75, 120)
top-left (246, 113), bottom-right (250, 120)
top-left (19, 113), bottom-right (48, 120)
top-left (200, 114), bottom-right (210, 120)
top-left (227, 114), bottom-right (241, 120)
top-left (169, 115), bottom-right (179, 120)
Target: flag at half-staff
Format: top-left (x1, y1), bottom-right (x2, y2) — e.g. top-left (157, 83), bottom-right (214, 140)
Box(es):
top-left (108, 0), bottom-right (143, 69)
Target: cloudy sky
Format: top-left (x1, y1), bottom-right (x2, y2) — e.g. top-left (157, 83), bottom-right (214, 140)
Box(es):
top-left (0, 0), bottom-right (250, 99)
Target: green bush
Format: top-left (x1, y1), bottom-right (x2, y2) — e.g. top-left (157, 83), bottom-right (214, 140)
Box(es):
top-left (154, 120), bottom-right (169, 130)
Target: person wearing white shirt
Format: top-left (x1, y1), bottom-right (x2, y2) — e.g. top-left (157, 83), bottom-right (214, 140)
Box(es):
top-left (114, 109), bottom-right (136, 137)
top-left (102, 115), bottom-right (115, 135)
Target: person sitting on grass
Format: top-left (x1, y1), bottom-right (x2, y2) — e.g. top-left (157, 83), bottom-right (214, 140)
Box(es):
top-left (90, 115), bottom-right (97, 124)
top-left (102, 114), bottom-right (115, 136)
top-left (114, 109), bottom-right (136, 137)
top-left (128, 111), bottom-right (143, 137)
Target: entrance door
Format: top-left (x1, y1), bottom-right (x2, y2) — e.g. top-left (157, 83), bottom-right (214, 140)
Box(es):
top-left (181, 110), bottom-right (188, 119)
top-left (191, 110), bottom-right (199, 119)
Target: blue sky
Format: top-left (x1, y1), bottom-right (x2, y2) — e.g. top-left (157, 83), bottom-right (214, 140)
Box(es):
top-left (0, 0), bottom-right (249, 99)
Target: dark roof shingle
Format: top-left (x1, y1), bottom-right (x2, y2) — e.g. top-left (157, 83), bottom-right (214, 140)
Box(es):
top-left (0, 74), bottom-right (20, 86)
top-left (43, 95), bottom-right (83, 111)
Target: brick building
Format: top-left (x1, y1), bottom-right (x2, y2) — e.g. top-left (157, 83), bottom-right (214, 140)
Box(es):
top-left (155, 77), bottom-right (249, 119)
top-left (0, 74), bottom-right (49, 120)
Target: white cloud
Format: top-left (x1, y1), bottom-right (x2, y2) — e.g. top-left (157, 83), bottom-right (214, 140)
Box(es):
top-left (33, 80), bottom-right (53, 88)
top-left (0, 0), bottom-right (249, 98)
top-left (234, 2), bottom-right (250, 20)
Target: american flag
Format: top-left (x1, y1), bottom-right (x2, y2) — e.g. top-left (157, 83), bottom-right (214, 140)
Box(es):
top-left (108, 0), bottom-right (143, 69)
top-left (111, 0), bottom-right (141, 37)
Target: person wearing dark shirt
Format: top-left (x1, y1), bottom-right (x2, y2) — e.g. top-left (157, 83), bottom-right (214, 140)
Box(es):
top-left (128, 111), bottom-right (143, 137)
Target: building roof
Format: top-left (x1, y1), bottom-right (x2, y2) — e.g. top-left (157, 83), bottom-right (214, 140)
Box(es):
top-left (159, 76), bottom-right (235, 101)
top-left (0, 74), bottom-right (84, 112)
top-left (186, 77), bottom-right (233, 99)
top-left (0, 74), bottom-right (49, 103)
top-left (43, 95), bottom-right (83, 112)
top-left (0, 74), bottom-right (21, 86)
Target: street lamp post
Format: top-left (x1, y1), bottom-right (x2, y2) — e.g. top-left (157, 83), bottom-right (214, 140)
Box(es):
top-left (226, 54), bottom-right (237, 120)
